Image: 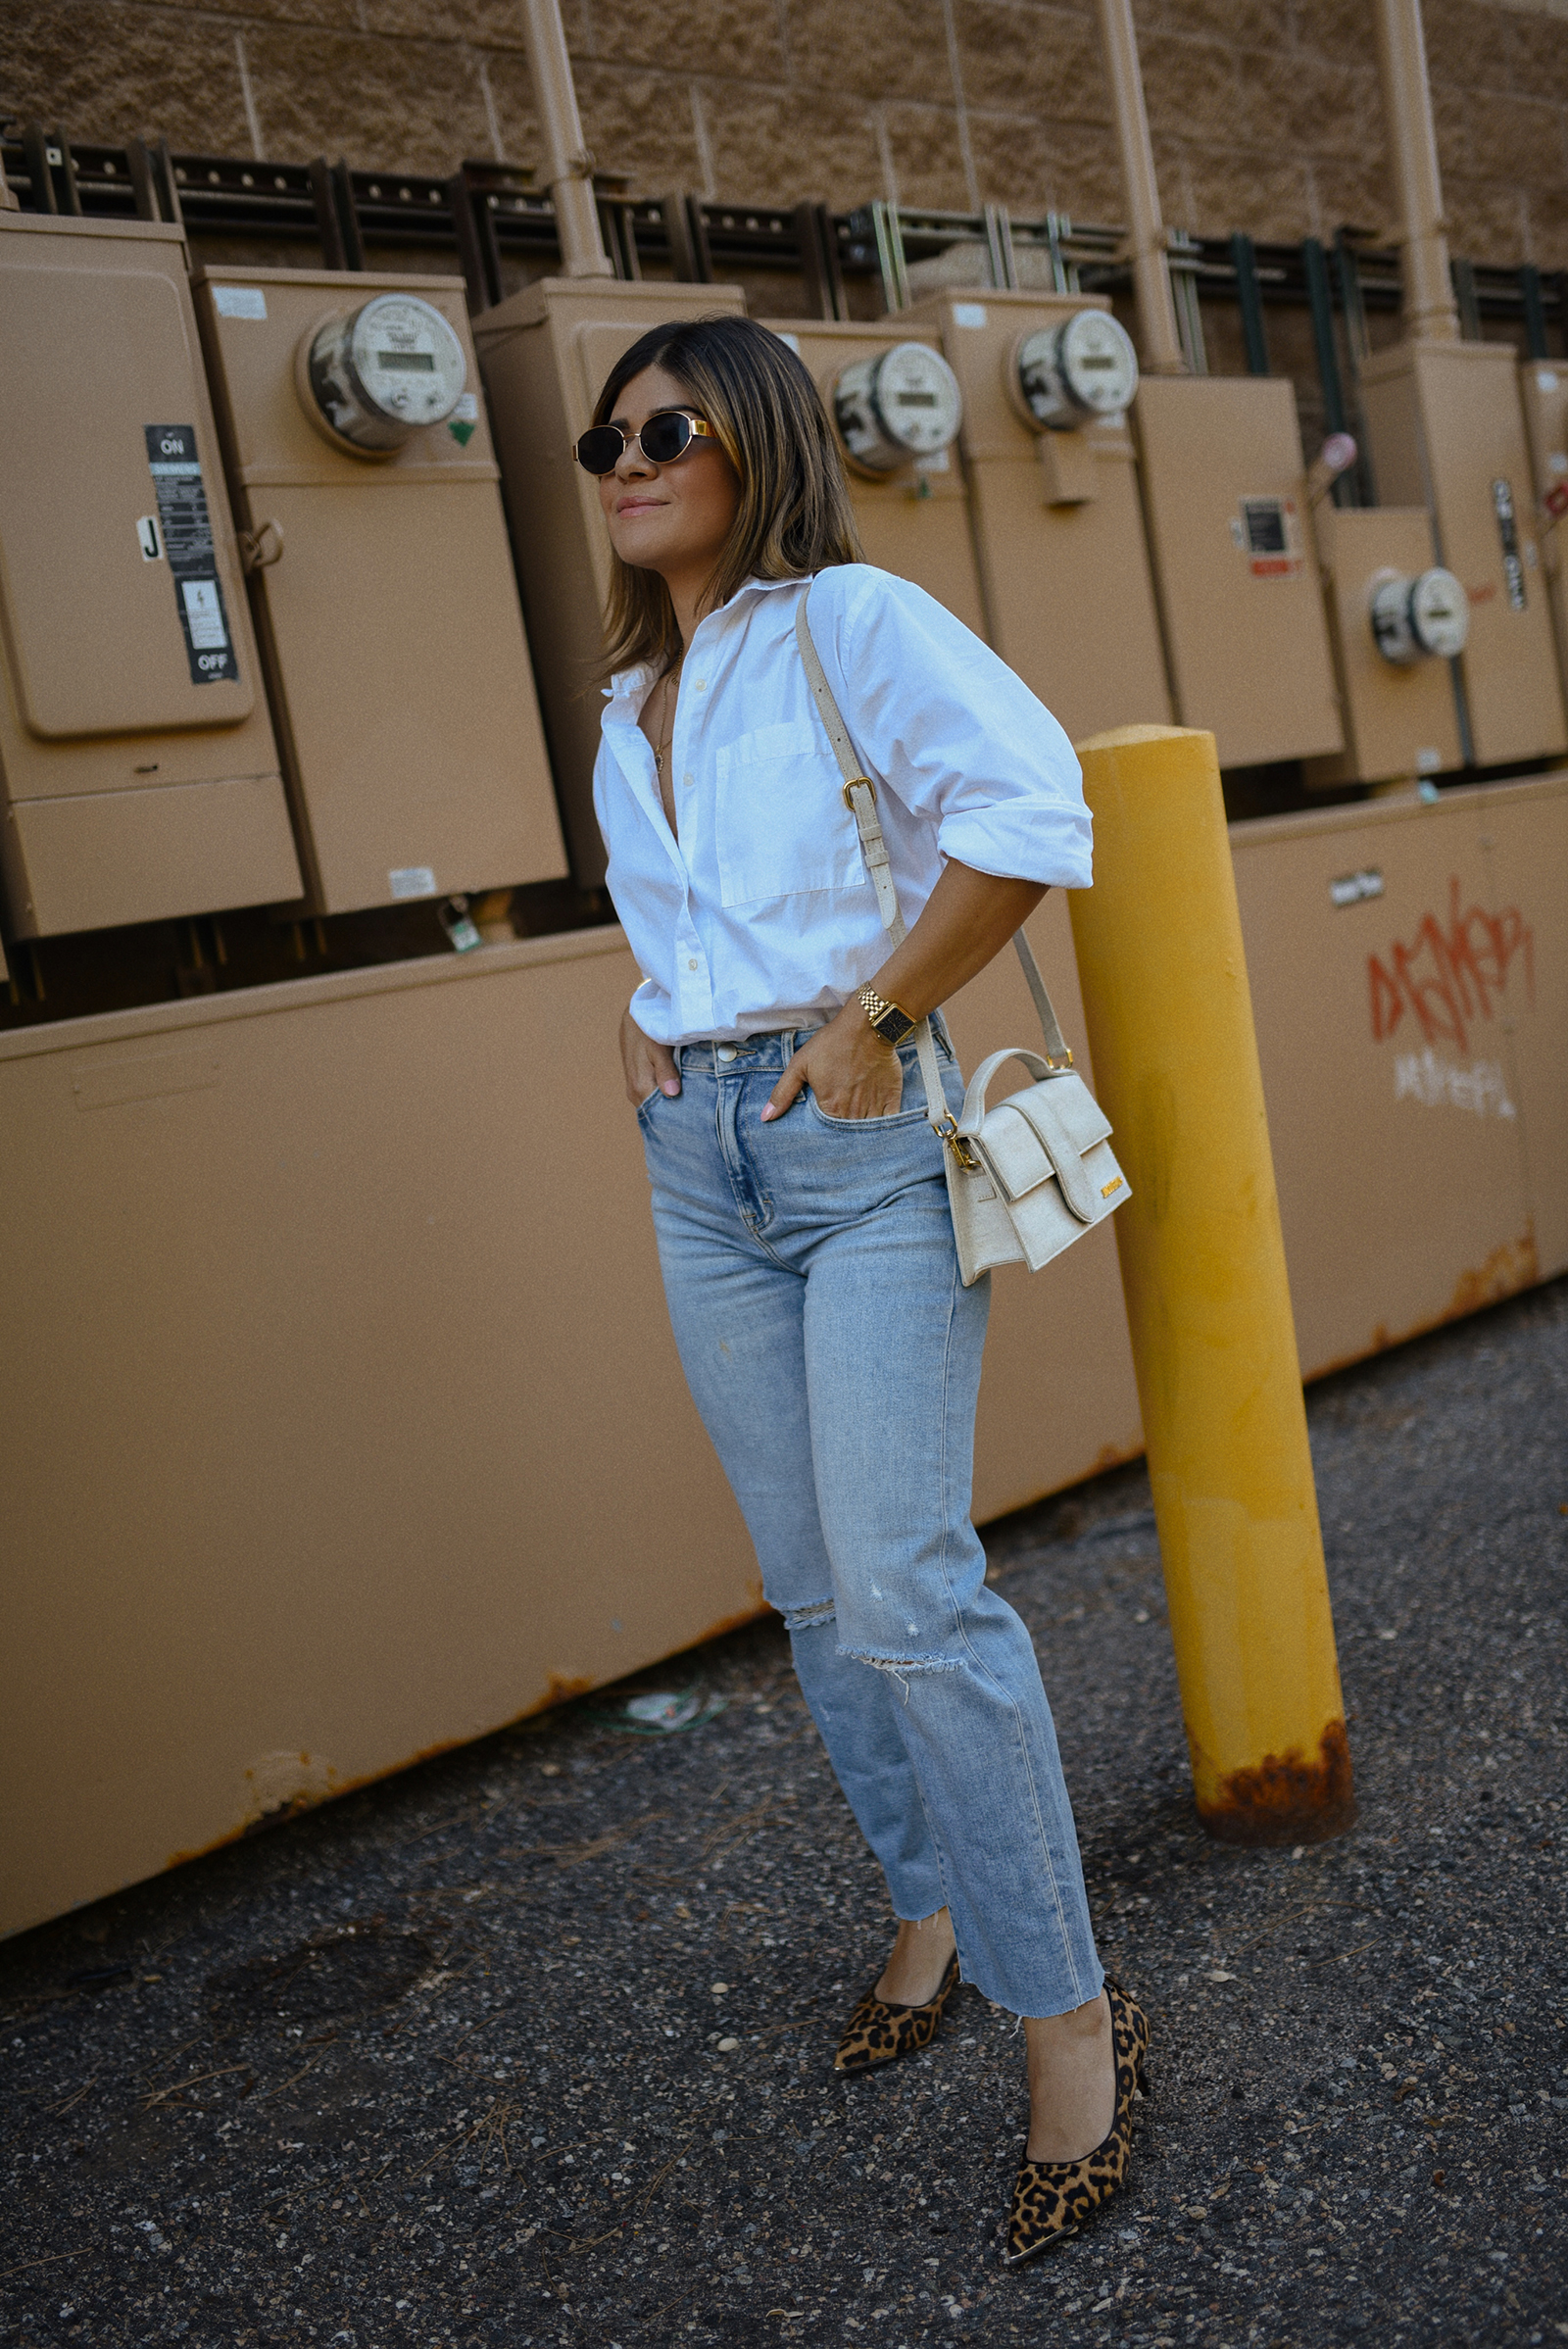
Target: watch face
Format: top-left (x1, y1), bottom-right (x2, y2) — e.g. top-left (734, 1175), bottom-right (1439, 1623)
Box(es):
top-left (873, 1003), bottom-right (915, 1044)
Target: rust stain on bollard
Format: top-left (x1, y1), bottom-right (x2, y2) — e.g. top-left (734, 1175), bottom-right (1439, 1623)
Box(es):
top-left (1198, 1720), bottom-right (1358, 1847)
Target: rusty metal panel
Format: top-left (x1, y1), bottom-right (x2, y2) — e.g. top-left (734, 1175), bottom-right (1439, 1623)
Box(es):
top-left (4, 789), bottom-right (1560, 1934)
top-left (0, 934), bottom-right (752, 1939)
top-left (1480, 778), bottom-right (1568, 1280)
top-left (0, 910), bottom-right (1141, 1940)
top-left (1231, 776), bottom-right (1563, 1375)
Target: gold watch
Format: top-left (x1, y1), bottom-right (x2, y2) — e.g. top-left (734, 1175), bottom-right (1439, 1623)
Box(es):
top-left (858, 985), bottom-right (917, 1047)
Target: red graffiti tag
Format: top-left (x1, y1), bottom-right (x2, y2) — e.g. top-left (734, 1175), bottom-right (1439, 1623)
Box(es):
top-left (1368, 876), bottom-right (1534, 1052)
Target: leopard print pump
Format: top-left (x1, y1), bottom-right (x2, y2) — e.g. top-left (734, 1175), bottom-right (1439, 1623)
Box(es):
top-left (834, 1951), bottom-right (962, 2074)
top-left (1002, 1979), bottom-right (1151, 2267)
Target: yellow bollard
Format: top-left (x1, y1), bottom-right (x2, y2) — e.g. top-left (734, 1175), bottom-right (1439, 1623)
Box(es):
top-left (1067, 724), bottom-right (1355, 1845)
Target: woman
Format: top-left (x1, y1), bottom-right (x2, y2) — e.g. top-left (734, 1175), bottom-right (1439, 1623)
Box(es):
top-left (579, 313), bottom-right (1148, 2264)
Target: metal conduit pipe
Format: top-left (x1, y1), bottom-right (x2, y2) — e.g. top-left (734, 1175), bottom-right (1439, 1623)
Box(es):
top-left (1373, 0), bottom-right (1459, 342)
top-left (518, 0), bottom-right (613, 278)
top-left (1094, 0), bottom-right (1186, 374)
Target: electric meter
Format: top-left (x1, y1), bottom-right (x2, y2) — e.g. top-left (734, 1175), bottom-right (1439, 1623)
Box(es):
top-left (1010, 312), bottom-right (1140, 431)
top-left (1369, 566), bottom-right (1469, 665)
top-left (832, 343), bottom-right (963, 474)
top-left (300, 293), bottom-right (466, 455)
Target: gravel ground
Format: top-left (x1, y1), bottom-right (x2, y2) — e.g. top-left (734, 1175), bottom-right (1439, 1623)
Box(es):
top-left (3, 1276), bottom-right (1566, 2349)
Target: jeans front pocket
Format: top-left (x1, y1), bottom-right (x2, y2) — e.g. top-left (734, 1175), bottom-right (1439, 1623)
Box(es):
top-left (805, 1032), bottom-right (960, 1131)
top-left (805, 1092), bottom-right (933, 1132)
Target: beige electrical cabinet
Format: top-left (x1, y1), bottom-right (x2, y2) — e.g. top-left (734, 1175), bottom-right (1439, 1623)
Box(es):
top-left (0, 214), bottom-right (299, 936)
top-left (767, 318), bottom-right (988, 641)
top-left (1359, 340), bottom-right (1568, 769)
top-left (907, 288), bottom-right (1172, 742)
top-left (7, 776), bottom-right (1564, 1937)
top-left (1517, 358), bottom-right (1568, 702)
top-left (1306, 506), bottom-right (1467, 789)
top-left (0, 899), bottom-right (1141, 1939)
top-left (475, 279), bottom-right (748, 885)
top-left (1134, 376), bottom-right (1345, 768)
top-left (1234, 775), bottom-right (1566, 1369)
top-left (193, 266), bottom-right (565, 914)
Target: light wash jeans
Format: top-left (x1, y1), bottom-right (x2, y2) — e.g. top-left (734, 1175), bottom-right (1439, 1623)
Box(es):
top-left (638, 1025), bottom-right (1102, 2019)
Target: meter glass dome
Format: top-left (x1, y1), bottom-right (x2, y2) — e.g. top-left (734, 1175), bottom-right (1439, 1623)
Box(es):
top-left (1370, 566), bottom-right (1470, 665)
top-left (1408, 567), bottom-right (1469, 660)
top-left (872, 343), bottom-right (962, 455)
top-left (1014, 312), bottom-right (1139, 431)
top-left (351, 297), bottom-right (466, 425)
top-left (305, 294), bottom-right (467, 454)
top-left (832, 343), bottom-right (962, 474)
top-left (1056, 312), bottom-right (1139, 416)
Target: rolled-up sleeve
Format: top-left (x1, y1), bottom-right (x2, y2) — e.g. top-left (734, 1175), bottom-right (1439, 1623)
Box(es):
top-left (814, 566), bottom-right (1093, 891)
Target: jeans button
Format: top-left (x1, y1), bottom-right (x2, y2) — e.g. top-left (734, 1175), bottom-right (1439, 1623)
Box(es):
top-left (716, 1045), bottom-right (737, 1063)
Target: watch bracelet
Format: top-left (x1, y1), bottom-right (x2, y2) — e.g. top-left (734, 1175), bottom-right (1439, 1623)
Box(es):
top-left (858, 984), bottom-right (917, 1045)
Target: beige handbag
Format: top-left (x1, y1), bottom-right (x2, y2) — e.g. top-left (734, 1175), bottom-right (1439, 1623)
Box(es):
top-left (796, 587), bottom-right (1130, 1290)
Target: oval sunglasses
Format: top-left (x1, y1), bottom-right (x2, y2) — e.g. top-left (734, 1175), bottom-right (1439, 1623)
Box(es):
top-left (574, 409), bottom-right (716, 475)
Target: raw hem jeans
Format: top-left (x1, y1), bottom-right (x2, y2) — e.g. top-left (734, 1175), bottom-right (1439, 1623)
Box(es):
top-left (639, 1027), bottom-right (1102, 2020)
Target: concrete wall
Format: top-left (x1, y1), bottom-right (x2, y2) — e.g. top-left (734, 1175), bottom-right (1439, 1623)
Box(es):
top-left (4, 0), bottom-right (1568, 267)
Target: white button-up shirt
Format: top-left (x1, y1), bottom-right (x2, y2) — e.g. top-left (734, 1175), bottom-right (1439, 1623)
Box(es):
top-left (593, 563), bottom-right (1091, 1047)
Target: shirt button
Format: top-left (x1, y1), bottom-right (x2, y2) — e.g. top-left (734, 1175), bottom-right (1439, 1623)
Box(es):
top-left (716, 1045), bottom-right (737, 1063)
top-left (682, 769), bottom-right (695, 787)
top-left (688, 958), bottom-right (699, 971)
top-left (693, 677), bottom-right (707, 691)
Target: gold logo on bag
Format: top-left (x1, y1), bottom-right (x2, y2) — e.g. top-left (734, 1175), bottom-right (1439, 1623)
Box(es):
top-left (1101, 1176), bottom-right (1124, 1198)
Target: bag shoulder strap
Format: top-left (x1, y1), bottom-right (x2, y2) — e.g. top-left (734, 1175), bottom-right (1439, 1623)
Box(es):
top-left (793, 582), bottom-right (1074, 1073)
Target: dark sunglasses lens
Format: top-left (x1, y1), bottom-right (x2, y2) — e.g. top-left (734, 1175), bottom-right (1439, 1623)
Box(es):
top-left (640, 413), bottom-right (695, 464)
top-left (575, 427), bottom-right (624, 474)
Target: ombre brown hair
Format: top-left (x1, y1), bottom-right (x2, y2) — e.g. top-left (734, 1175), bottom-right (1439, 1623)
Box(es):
top-left (592, 313), bottom-right (861, 676)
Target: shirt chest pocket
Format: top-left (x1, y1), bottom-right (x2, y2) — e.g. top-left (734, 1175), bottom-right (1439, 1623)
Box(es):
top-left (714, 721), bottom-right (868, 908)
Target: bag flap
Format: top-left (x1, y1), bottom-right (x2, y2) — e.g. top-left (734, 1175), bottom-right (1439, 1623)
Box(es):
top-left (973, 1101), bottom-right (1055, 1204)
top-left (999, 1079), bottom-right (1105, 1224)
top-left (1018, 1070), bottom-right (1110, 1154)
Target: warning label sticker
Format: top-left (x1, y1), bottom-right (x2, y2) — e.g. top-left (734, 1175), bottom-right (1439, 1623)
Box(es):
top-left (143, 424), bottom-right (239, 687)
top-left (1238, 494), bottom-right (1302, 579)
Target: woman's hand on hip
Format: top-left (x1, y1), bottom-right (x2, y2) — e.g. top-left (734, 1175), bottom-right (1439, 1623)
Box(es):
top-left (621, 1008), bottom-right (681, 1106)
top-left (763, 1002), bottom-right (903, 1121)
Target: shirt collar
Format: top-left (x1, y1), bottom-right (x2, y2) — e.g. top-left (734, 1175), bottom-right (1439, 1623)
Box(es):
top-left (607, 573), bottom-right (811, 707)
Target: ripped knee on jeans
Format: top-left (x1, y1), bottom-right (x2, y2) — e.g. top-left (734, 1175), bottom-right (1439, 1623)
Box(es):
top-left (780, 1595), bottom-right (837, 1635)
top-left (841, 1644), bottom-right (962, 1700)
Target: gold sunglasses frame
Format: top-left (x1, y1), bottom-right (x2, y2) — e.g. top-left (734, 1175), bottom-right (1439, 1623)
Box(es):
top-left (572, 410), bottom-right (717, 473)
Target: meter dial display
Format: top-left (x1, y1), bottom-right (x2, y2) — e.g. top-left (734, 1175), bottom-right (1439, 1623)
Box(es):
top-left (1010, 311), bottom-right (1140, 431)
top-left (1369, 566), bottom-right (1469, 665)
top-left (302, 294), bottom-right (467, 455)
top-left (832, 343), bottom-right (963, 475)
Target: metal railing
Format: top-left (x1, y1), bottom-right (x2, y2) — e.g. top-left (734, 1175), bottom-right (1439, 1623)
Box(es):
top-left (5, 118), bottom-right (1565, 428)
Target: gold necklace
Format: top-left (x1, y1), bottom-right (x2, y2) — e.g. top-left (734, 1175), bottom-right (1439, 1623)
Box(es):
top-left (652, 659), bottom-right (683, 777)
